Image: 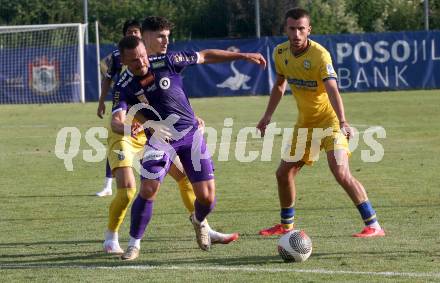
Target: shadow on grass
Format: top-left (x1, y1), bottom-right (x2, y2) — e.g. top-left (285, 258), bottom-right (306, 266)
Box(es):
top-left (2, 237), bottom-right (434, 269)
top-left (2, 215), bottom-right (107, 222)
top-left (0, 236), bottom-right (199, 248)
top-left (0, 194), bottom-right (101, 198)
top-left (0, 239), bottom-right (103, 247)
top-left (0, 253), bottom-right (281, 269)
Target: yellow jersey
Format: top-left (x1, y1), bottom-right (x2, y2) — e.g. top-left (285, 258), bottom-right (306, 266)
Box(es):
top-left (274, 39), bottom-right (339, 128)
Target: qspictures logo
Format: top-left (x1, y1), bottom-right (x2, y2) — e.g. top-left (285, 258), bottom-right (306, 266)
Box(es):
top-left (54, 105), bottom-right (386, 177)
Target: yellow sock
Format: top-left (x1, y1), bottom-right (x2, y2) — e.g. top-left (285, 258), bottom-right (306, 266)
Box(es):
top-left (281, 206), bottom-right (295, 230)
top-left (282, 223), bottom-right (294, 230)
top-left (107, 187), bottom-right (136, 232)
top-left (178, 176), bottom-right (196, 214)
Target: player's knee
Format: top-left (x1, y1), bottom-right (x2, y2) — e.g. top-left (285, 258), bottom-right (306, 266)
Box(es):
top-left (139, 183), bottom-right (160, 200)
top-left (114, 167), bottom-right (136, 188)
top-left (197, 195), bottom-right (215, 206)
top-left (333, 167), bottom-right (351, 184)
top-left (195, 189), bottom-right (215, 205)
top-left (276, 167), bottom-right (290, 182)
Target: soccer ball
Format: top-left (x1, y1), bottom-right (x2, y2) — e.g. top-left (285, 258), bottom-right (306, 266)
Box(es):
top-left (277, 230), bottom-right (312, 262)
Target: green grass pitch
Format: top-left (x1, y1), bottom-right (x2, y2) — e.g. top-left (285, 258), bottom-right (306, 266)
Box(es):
top-left (0, 90), bottom-right (439, 282)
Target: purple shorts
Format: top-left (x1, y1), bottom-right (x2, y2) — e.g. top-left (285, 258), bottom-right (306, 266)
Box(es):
top-left (140, 129), bottom-right (214, 183)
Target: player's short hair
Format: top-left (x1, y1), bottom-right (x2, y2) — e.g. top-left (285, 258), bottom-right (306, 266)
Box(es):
top-left (118, 35), bottom-right (144, 55)
top-left (284, 8), bottom-right (311, 24)
top-left (122, 19), bottom-right (141, 36)
top-left (141, 16), bottom-right (174, 32)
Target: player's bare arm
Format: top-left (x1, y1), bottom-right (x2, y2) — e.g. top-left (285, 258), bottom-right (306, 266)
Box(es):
top-left (97, 77), bottom-right (113, 118)
top-left (110, 110), bottom-right (128, 135)
top-left (257, 74), bottom-right (287, 137)
top-left (324, 79), bottom-right (353, 138)
top-left (198, 49), bottom-right (266, 68)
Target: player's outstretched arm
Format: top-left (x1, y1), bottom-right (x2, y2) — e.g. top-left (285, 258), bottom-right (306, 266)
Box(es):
top-left (198, 49), bottom-right (266, 69)
top-left (256, 74), bottom-right (287, 137)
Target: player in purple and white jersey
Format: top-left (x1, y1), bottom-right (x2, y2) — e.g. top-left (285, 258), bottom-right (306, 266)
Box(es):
top-left (95, 19), bottom-right (141, 197)
top-left (112, 34), bottom-right (265, 260)
top-left (98, 20), bottom-right (239, 254)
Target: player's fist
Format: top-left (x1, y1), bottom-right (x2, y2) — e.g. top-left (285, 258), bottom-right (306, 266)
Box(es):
top-left (97, 102), bottom-right (106, 118)
top-left (256, 115), bottom-right (271, 137)
top-left (131, 121), bottom-right (143, 139)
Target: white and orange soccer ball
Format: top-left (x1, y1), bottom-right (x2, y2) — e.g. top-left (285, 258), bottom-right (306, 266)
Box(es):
top-left (277, 230), bottom-right (312, 262)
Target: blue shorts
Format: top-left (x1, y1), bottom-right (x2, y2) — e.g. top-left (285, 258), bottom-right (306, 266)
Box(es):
top-left (140, 129), bottom-right (214, 183)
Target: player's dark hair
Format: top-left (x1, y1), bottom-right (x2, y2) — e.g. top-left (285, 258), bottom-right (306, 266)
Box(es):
top-left (118, 35), bottom-right (144, 55)
top-left (284, 8), bottom-right (310, 23)
top-left (141, 16), bottom-right (174, 32)
top-left (122, 19), bottom-right (141, 36)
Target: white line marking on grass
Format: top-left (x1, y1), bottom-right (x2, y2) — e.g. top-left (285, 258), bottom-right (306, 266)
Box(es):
top-left (1, 264), bottom-right (439, 279)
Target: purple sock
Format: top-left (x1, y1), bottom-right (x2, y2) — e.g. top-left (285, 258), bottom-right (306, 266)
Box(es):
top-left (129, 196), bottom-right (154, 239)
top-left (105, 159), bottom-right (112, 178)
top-left (194, 197), bottom-right (216, 222)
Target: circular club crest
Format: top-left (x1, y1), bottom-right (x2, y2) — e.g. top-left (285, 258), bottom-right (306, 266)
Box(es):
top-left (159, 77), bottom-right (171, 90)
top-left (303, 60), bottom-right (311, 70)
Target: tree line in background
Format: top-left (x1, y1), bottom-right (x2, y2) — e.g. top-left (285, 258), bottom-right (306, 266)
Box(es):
top-left (1, 0), bottom-right (439, 43)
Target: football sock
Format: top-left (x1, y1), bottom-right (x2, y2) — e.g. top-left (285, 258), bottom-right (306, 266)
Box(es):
top-left (105, 231), bottom-right (118, 242)
top-left (281, 206), bottom-right (295, 230)
top-left (104, 177), bottom-right (112, 190)
top-left (105, 159), bottom-right (112, 178)
top-left (107, 188), bottom-right (136, 232)
top-left (129, 196), bottom-right (154, 240)
top-left (194, 198), bottom-right (216, 223)
top-left (128, 236), bottom-right (141, 249)
top-left (356, 200), bottom-right (381, 228)
top-left (177, 176), bottom-right (196, 214)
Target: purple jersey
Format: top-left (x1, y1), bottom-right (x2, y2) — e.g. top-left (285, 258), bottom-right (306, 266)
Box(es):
top-left (104, 49), bottom-right (123, 82)
top-left (112, 50), bottom-right (199, 133)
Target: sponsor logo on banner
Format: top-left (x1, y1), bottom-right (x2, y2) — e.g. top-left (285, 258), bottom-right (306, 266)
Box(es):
top-left (28, 57), bottom-right (59, 95)
top-left (216, 46), bottom-right (252, 91)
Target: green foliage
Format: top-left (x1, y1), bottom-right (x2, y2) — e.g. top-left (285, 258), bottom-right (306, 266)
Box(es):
top-left (1, 0), bottom-right (439, 42)
top-left (346, 0), bottom-right (388, 32)
top-left (431, 0), bottom-right (440, 29)
top-left (299, 0), bottom-right (363, 34)
top-left (0, 0), bottom-right (82, 25)
top-left (383, 0), bottom-right (425, 31)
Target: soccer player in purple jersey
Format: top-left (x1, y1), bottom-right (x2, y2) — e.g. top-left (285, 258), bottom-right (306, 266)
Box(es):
top-left (140, 16), bottom-right (241, 247)
top-left (97, 20), bottom-right (239, 254)
top-left (96, 19), bottom-right (141, 197)
top-left (112, 35), bottom-right (265, 260)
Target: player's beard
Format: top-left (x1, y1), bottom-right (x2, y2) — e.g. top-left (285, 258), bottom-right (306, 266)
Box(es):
top-left (134, 66), bottom-right (148, 76)
top-left (290, 38), bottom-right (307, 53)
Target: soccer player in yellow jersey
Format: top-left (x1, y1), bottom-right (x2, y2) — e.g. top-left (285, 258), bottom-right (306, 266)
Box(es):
top-left (257, 8), bottom-right (385, 238)
top-left (98, 20), bottom-right (238, 254)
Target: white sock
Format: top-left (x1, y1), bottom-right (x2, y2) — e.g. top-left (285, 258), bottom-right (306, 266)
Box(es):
top-left (128, 236), bottom-right (141, 249)
top-left (368, 221), bottom-right (381, 230)
top-left (104, 177), bottom-right (112, 189)
top-left (191, 214), bottom-right (201, 225)
top-left (105, 230), bottom-right (118, 241)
